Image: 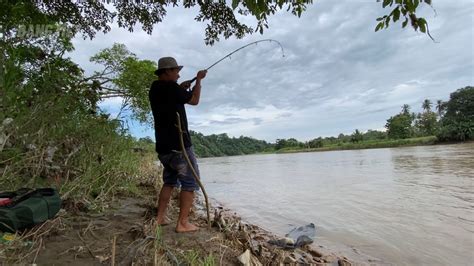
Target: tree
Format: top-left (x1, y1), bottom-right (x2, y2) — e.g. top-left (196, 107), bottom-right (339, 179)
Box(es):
top-left (189, 130), bottom-right (271, 157)
top-left (351, 129), bottom-right (363, 143)
top-left (436, 99), bottom-right (446, 119)
top-left (286, 138), bottom-right (302, 148)
top-left (0, 0), bottom-right (436, 46)
top-left (308, 137), bottom-right (323, 148)
top-left (422, 99), bottom-right (432, 112)
top-left (386, 114), bottom-right (413, 139)
top-left (386, 105), bottom-right (414, 139)
top-left (438, 86), bottom-right (474, 141)
top-left (275, 138), bottom-right (303, 150)
top-left (363, 130), bottom-right (387, 140)
top-left (86, 43), bottom-right (157, 123)
top-left (414, 99), bottom-right (438, 136)
top-left (401, 104), bottom-right (410, 115)
top-left (138, 136), bottom-right (154, 144)
top-left (415, 111), bottom-right (438, 136)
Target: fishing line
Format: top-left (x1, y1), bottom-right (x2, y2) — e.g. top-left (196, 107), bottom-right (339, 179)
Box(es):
top-left (189, 39), bottom-right (285, 83)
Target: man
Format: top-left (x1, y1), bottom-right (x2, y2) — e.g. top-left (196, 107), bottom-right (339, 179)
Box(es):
top-left (148, 57), bottom-right (207, 233)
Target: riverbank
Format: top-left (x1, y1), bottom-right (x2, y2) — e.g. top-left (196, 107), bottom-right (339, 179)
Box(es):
top-left (276, 136), bottom-right (438, 154)
top-left (0, 162), bottom-right (352, 265)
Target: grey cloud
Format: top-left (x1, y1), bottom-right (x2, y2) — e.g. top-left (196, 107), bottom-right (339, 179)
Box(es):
top-left (206, 117), bottom-right (263, 126)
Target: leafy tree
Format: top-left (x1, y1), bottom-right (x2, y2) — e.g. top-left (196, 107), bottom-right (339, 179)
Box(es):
top-left (351, 129), bottom-right (363, 143)
top-left (86, 43), bottom-right (157, 123)
top-left (438, 86), bottom-right (474, 141)
top-left (275, 138), bottom-right (303, 150)
top-left (386, 114), bottom-right (413, 139)
top-left (386, 105), bottom-right (414, 139)
top-left (190, 131), bottom-right (271, 157)
top-left (308, 137), bottom-right (323, 148)
top-left (363, 130), bottom-right (387, 140)
top-left (286, 138), bottom-right (302, 147)
top-left (415, 111), bottom-right (438, 136)
top-left (337, 133), bottom-right (350, 143)
top-left (139, 136), bottom-right (154, 144)
top-left (0, 0), bottom-right (436, 47)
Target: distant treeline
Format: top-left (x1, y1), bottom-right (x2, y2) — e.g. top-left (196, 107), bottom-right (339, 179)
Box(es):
top-left (275, 86), bottom-right (473, 151)
top-left (190, 132), bottom-right (273, 157)
top-left (139, 132), bottom-right (274, 158)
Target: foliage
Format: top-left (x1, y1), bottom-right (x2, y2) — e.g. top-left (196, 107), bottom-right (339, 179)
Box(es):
top-left (278, 136), bottom-right (437, 153)
top-left (0, 1), bottom-right (111, 40)
top-left (0, 15), bottom-right (154, 205)
top-left (351, 129), bottom-right (364, 143)
top-left (275, 138), bottom-right (303, 150)
top-left (270, 90), bottom-right (472, 155)
top-left (435, 99), bottom-right (446, 118)
top-left (437, 86), bottom-right (474, 141)
top-left (88, 43), bottom-right (157, 123)
top-left (363, 130), bottom-right (387, 141)
top-left (0, 60), bottom-right (147, 204)
top-left (422, 99), bottom-right (432, 112)
top-left (375, 0), bottom-right (435, 41)
top-left (415, 110), bottom-right (438, 136)
top-left (385, 107), bottom-right (415, 139)
top-left (190, 131), bottom-right (272, 157)
top-left (0, 0), bottom-right (435, 46)
top-left (273, 130), bottom-right (387, 151)
top-left (308, 137), bottom-right (323, 148)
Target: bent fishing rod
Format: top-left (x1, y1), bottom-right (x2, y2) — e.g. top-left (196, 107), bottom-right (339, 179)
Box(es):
top-left (188, 39), bottom-right (285, 83)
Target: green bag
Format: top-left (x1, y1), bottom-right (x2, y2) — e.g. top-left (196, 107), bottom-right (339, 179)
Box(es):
top-left (0, 188), bottom-right (61, 233)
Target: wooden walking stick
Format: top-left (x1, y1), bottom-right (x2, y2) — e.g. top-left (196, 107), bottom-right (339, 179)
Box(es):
top-left (176, 113), bottom-right (211, 229)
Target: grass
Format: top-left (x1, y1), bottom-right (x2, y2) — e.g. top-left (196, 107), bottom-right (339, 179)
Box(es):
top-left (180, 250), bottom-right (216, 266)
top-left (201, 253), bottom-right (217, 266)
top-left (182, 250), bottom-right (200, 265)
top-left (277, 136), bottom-right (438, 154)
top-left (154, 225), bottom-right (163, 249)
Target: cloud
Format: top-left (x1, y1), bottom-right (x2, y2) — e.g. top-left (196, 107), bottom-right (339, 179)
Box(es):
top-left (188, 104), bottom-right (293, 138)
top-left (68, 0), bottom-right (474, 142)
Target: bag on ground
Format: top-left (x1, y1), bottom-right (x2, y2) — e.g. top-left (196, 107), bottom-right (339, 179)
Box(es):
top-left (0, 188), bottom-right (61, 232)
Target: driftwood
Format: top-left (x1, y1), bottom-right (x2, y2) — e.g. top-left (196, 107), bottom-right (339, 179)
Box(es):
top-left (175, 113), bottom-right (211, 229)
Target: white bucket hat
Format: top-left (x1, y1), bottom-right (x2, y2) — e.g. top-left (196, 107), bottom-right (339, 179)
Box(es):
top-left (154, 57), bottom-right (183, 75)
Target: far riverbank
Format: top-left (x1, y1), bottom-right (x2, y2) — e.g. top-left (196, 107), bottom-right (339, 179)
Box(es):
top-left (274, 136), bottom-right (440, 154)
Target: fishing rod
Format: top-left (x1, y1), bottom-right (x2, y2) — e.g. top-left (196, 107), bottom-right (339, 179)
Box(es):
top-left (188, 39), bottom-right (285, 83)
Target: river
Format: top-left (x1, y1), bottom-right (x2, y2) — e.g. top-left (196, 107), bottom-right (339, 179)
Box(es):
top-left (199, 143), bottom-right (474, 265)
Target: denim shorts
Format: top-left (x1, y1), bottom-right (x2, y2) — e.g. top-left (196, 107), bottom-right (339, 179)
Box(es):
top-left (158, 146), bottom-right (200, 192)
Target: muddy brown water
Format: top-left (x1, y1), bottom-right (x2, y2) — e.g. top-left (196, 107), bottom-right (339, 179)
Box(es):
top-left (199, 143), bottom-right (474, 265)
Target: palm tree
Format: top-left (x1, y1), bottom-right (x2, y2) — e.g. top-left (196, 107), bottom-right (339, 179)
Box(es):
top-left (436, 99), bottom-right (444, 118)
top-left (401, 104), bottom-right (410, 115)
top-left (422, 99), bottom-right (432, 112)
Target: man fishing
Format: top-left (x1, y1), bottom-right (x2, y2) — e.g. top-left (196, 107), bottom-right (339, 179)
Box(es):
top-left (149, 56), bottom-right (207, 233)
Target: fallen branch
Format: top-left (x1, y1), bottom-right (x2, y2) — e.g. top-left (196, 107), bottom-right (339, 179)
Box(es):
top-left (175, 113), bottom-right (211, 229)
top-left (77, 232), bottom-right (95, 259)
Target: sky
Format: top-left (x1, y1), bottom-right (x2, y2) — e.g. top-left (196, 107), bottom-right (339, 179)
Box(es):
top-left (68, 0), bottom-right (474, 142)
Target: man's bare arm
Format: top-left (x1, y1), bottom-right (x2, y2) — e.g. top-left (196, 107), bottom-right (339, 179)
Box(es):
top-left (188, 70), bottom-right (207, 106)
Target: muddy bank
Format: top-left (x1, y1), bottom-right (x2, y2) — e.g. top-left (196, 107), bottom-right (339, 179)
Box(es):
top-left (0, 181), bottom-right (352, 265)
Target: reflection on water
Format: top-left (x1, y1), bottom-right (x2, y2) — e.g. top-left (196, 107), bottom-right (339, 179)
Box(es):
top-left (199, 143), bottom-right (474, 265)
